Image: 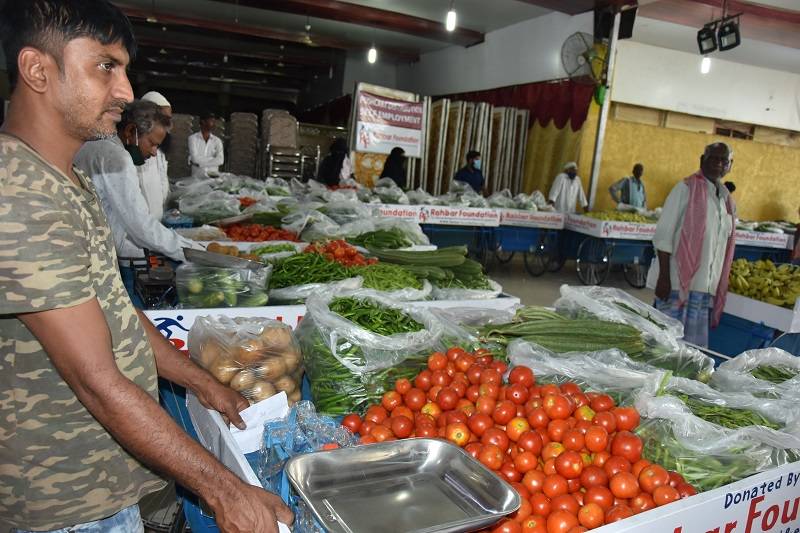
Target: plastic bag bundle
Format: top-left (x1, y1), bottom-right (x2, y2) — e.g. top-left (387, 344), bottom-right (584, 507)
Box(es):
top-left (169, 178), bottom-right (215, 203)
top-left (487, 189), bottom-right (516, 208)
top-left (280, 209), bottom-right (341, 242)
top-left (326, 189), bottom-right (360, 203)
top-left (265, 177), bottom-right (292, 197)
top-left (269, 276), bottom-right (363, 304)
top-left (249, 240), bottom-right (307, 263)
top-left (634, 374), bottom-right (800, 492)
top-left (508, 339), bottom-right (663, 406)
top-left (432, 306), bottom-right (518, 328)
top-left (711, 347), bottom-right (800, 400)
top-left (373, 178), bottom-right (409, 205)
top-left (296, 288), bottom-right (446, 415)
top-left (431, 279), bottom-right (503, 301)
top-left (176, 263), bottom-right (270, 308)
top-left (447, 179), bottom-right (472, 195)
top-left (178, 190), bottom-right (241, 223)
top-left (188, 315), bottom-right (303, 405)
top-left (175, 225), bottom-right (229, 242)
top-left (356, 187), bottom-right (376, 203)
top-left (319, 200), bottom-right (375, 225)
top-left (406, 188), bottom-right (437, 205)
top-left (351, 218), bottom-right (430, 247)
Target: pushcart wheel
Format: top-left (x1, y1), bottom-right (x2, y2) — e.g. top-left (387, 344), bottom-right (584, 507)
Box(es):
top-left (547, 253), bottom-right (566, 273)
top-left (494, 249), bottom-right (515, 264)
top-left (523, 251), bottom-right (548, 277)
top-left (576, 237), bottom-right (612, 285)
top-left (623, 263), bottom-right (647, 289)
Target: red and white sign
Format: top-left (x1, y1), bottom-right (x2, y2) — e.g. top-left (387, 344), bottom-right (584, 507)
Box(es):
top-left (420, 206), bottom-right (501, 227)
top-left (376, 204), bottom-right (423, 222)
top-left (735, 230), bottom-right (794, 250)
top-left (498, 209), bottom-right (565, 229)
top-left (355, 91), bottom-right (424, 157)
top-left (566, 214), bottom-right (656, 241)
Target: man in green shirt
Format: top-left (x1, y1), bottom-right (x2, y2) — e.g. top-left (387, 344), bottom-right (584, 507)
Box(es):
top-left (0, 1), bottom-right (292, 532)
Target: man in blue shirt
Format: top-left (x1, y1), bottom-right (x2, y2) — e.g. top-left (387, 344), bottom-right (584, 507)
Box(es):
top-left (454, 150), bottom-right (485, 193)
top-left (609, 163), bottom-right (647, 208)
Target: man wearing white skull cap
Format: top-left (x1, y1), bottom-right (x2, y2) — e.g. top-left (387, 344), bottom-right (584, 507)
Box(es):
top-left (548, 161), bottom-right (588, 213)
top-left (138, 91), bottom-right (172, 219)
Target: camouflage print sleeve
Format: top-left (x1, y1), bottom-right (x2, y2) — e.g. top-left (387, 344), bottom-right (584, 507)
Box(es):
top-left (0, 177), bottom-right (96, 314)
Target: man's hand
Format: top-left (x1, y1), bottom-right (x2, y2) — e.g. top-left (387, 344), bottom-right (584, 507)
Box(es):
top-left (655, 272), bottom-right (671, 301)
top-left (195, 377), bottom-right (249, 430)
top-left (211, 482), bottom-right (294, 533)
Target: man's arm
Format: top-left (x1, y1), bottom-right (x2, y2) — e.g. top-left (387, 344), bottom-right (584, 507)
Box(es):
top-left (19, 299), bottom-right (293, 533)
top-left (209, 137), bottom-right (225, 168)
top-left (652, 183), bottom-right (688, 301)
top-left (547, 175), bottom-right (562, 205)
top-left (188, 136), bottom-right (219, 168)
top-left (136, 309), bottom-right (248, 430)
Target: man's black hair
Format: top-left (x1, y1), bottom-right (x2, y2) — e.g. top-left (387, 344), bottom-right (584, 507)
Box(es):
top-left (0, 0), bottom-right (137, 90)
top-left (466, 150), bottom-right (480, 161)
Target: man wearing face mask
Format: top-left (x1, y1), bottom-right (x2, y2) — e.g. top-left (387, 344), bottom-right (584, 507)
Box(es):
top-left (138, 90), bottom-right (172, 219)
top-left (454, 150), bottom-right (485, 193)
top-left (648, 142), bottom-right (737, 346)
top-left (548, 161), bottom-right (588, 213)
top-left (75, 100), bottom-right (200, 306)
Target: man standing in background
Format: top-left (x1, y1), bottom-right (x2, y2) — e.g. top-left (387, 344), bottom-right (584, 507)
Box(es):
top-left (649, 142), bottom-right (737, 346)
top-left (609, 163), bottom-right (647, 209)
top-left (548, 161), bottom-right (588, 213)
top-left (188, 111), bottom-right (224, 177)
top-left (453, 150), bottom-right (485, 193)
top-left (139, 90), bottom-right (172, 219)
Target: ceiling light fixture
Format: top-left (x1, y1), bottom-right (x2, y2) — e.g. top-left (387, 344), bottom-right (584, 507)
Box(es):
top-left (367, 45), bottom-right (377, 64)
top-left (717, 15), bottom-right (741, 51)
top-left (445, 2), bottom-right (457, 32)
top-left (700, 56), bottom-right (711, 74)
top-left (696, 21), bottom-right (717, 55)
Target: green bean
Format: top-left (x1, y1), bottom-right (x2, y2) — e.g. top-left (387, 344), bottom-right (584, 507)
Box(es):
top-left (751, 365), bottom-right (797, 384)
top-left (670, 393), bottom-right (781, 430)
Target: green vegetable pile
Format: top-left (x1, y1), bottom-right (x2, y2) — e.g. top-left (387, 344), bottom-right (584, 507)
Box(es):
top-left (750, 365), bottom-right (797, 384)
top-left (251, 243), bottom-right (297, 256)
top-left (177, 267), bottom-right (269, 308)
top-left (348, 228), bottom-right (413, 249)
top-left (349, 263), bottom-right (423, 292)
top-left (669, 393), bottom-right (781, 430)
top-left (299, 296), bottom-right (431, 415)
top-left (368, 246), bottom-right (493, 290)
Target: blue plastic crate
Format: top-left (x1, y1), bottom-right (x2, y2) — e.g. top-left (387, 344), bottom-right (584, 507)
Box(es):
top-left (709, 312), bottom-right (776, 357)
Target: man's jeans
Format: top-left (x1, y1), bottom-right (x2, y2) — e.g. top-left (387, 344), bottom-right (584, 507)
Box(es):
top-left (13, 505), bottom-right (143, 533)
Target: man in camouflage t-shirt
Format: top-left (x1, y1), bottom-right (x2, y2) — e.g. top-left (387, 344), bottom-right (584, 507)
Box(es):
top-left (0, 2), bottom-right (292, 531)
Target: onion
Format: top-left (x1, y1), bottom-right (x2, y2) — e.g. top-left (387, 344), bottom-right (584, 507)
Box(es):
top-left (229, 369), bottom-right (257, 392)
top-left (272, 375), bottom-right (297, 394)
top-left (254, 357), bottom-right (287, 381)
top-left (209, 356), bottom-right (240, 385)
top-left (249, 380), bottom-right (276, 402)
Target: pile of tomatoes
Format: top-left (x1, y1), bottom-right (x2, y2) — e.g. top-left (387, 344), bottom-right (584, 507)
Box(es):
top-left (238, 196), bottom-right (258, 208)
top-left (304, 239), bottom-right (377, 267)
top-left (340, 348), bottom-right (697, 533)
top-left (223, 223), bottom-right (299, 242)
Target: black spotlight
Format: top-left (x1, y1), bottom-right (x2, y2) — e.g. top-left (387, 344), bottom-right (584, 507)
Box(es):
top-left (718, 16), bottom-right (741, 51)
top-left (697, 22), bottom-right (718, 54)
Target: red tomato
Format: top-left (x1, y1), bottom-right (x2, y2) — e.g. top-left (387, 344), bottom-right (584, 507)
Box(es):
top-left (492, 518), bottom-right (522, 533)
top-left (403, 388), bottom-right (427, 411)
top-left (509, 366), bottom-right (535, 388)
top-left (450, 380), bottom-right (467, 399)
top-left (546, 510), bottom-right (578, 533)
top-left (551, 494), bottom-right (579, 515)
top-left (428, 352), bottom-right (447, 371)
top-left (523, 470), bottom-right (547, 494)
top-left (466, 384), bottom-right (481, 403)
top-left (561, 429), bottom-right (585, 452)
top-left (521, 515), bottom-right (547, 533)
top-left (455, 353), bottom-right (476, 373)
top-left (577, 503), bottom-right (604, 529)
top-left (543, 475), bottom-right (568, 499)
top-left (530, 493), bottom-right (551, 517)
top-left (431, 370), bottom-right (452, 388)
top-left (528, 408), bottom-right (550, 429)
top-left (381, 391), bottom-right (402, 412)
top-left (478, 443), bottom-right (504, 470)
top-left (390, 416), bottom-right (413, 438)
top-left (507, 383), bottom-right (531, 405)
top-left (559, 382), bottom-right (582, 396)
top-left (638, 464), bottom-right (670, 494)
top-left (579, 466), bottom-right (608, 489)
top-left (395, 378), bottom-right (411, 395)
top-left (494, 400), bottom-right (517, 425)
top-left (427, 385), bottom-right (443, 403)
top-left (445, 422), bottom-right (471, 447)
top-left (491, 360), bottom-right (508, 375)
top-left (464, 442), bottom-right (482, 459)
top-left (341, 413), bottom-right (362, 434)
top-left (603, 456), bottom-right (632, 478)
top-left (554, 451), bottom-right (584, 479)
top-left (456, 398), bottom-right (475, 417)
top-left (592, 412), bottom-right (617, 433)
top-left (414, 370), bottom-right (433, 391)
top-left (676, 483), bottom-right (698, 499)
top-left (468, 413), bottom-right (494, 437)
top-left (482, 427), bottom-right (511, 452)
top-left (481, 368), bottom-right (503, 385)
top-left (573, 405), bottom-right (595, 423)
top-left (543, 459), bottom-right (557, 476)
top-left (592, 451), bottom-right (611, 468)
top-left (547, 419), bottom-right (570, 442)
top-left (364, 405), bottom-right (388, 424)
top-left (584, 486), bottom-right (614, 512)
top-left (668, 471), bottom-right (686, 488)
top-left (589, 394), bottom-right (615, 413)
top-left (511, 498), bottom-right (533, 523)
top-left (415, 424), bottom-right (437, 438)
top-left (420, 402), bottom-right (442, 420)
top-left (570, 393), bottom-right (589, 409)
top-left (543, 394), bottom-right (574, 420)
top-left (612, 406), bottom-right (641, 431)
top-left (605, 504), bottom-right (634, 523)
top-left (507, 417), bottom-right (532, 442)
top-left (467, 364), bottom-right (485, 385)
top-left (370, 425), bottom-right (393, 442)
top-left (477, 396), bottom-right (497, 416)
top-left (611, 431), bottom-right (643, 463)
top-left (480, 383), bottom-right (501, 399)
top-left (517, 431), bottom-right (543, 455)
top-left (653, 486), bottom-right (680, 506)
top-left (436, 387), bottom-right (459, 411)
top-left (631, 459), bottom-right (651, 478)
top-left (501, 461), bottom-right (522, 483)
top-left (610, 472), bottom-right (640, 499)
top-left (359, 434), bottom-right (377, 445)
top-left (542, 442), bottom-right (566, 461)
top-left (630, 493), bottom-right (656, 514)
top-left (514, 451), bottom-right (539, 474)
top-left (584, 426), bottom-right (608, 453)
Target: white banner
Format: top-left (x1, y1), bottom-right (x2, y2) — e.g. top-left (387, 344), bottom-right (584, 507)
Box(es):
top-left (355, 91), bottom-right (424, 157)
top-left (499, 209), bottom-right (565, 229)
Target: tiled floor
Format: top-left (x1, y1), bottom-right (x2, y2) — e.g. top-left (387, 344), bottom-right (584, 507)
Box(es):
top-left (488, 255), bottom-right (654, 307)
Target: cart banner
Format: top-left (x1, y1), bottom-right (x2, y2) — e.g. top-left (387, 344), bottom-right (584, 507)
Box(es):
top-left (735, 230), bottom-right (794, 250)
top-left (420, 206), bottom-right (501, 227)
top-left (376, 204), bottom-right (424, 222)
top-left (566, 214), bottom-right (656, 240)
top-left (591, 460), bottom-right (800, 533)
top-left (356, 91), bottom-right (424, 157)
top-left (499, 209), bottom-right (565, 229)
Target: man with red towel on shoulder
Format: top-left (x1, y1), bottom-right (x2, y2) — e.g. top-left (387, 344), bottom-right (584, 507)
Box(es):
top-left (648, 142), bottom-right (737, 347)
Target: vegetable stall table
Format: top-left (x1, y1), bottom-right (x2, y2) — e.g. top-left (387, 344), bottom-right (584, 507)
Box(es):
top-left (733, 229), bottom-right (795, 263)
top-left (413, 205), bottom-right (501, 266)
top-left (710, 293), bottom-right (800, 356)
top-left (491, 209), bottom-right (565, 276)
top-left (561, 215), bottom-right (656, 288)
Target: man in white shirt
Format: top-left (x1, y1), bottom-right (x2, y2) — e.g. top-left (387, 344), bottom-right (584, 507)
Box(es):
top-left (548, 162), bottom-right (588, 213)
top-left (139, 91), bottom-right (171, 219)
top-left (648, 142), bottom-right (736, 346)
top-left (188, 111), bottom-right (224, 178)
top-left (75, 100), bottom-right (200, 306)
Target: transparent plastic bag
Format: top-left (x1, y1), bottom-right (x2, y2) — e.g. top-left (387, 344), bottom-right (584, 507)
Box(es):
top-left (488, 189), bottom-right (516, 208)
top-left (711, 347), bottom-right (800, 400)
top-left (356, 187), bottom-right (376, 203)
top-left (555, 284), bottom-right (684, 349)
top-left (320, 200), bottom-right (375, 225)
top-left (296, 288), bottom-right (445, 415)
top-left (265, 177), bottom-right (292, 197)
top-left (169, 178), bottom-right (215, 203)
top-left (175, 225), bottom-right (229, 241)
top-left (268, 277), bottom-right (363, 304)
top-left (379, 279), bottom-right (433, 302)
top-left (407, 188), bottom-right (437, 205)
top-left (188, 315), bottom-right (302, 404)
top-left (176, 263), bottom-right (270, 308)
top-left (281, 209), bottom-right (342, 242)
top-left (248, 241), bottom-right (307, 263)
top-left (432, 306), bottom-right (518, 328)
top-left (374, 186), bottom-right (409, 205)
top-left (448, 179), bottom-right (472, 195)
top-left (431, 279), bottom-right (503, 300)
top-left (178, 190), bottom-right (241, 223)
top-left (355, 218), bottom-right (430, 246)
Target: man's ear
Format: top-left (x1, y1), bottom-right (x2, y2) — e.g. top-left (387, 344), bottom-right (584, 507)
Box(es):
top-left (17, 47), bottom-right (54, 94)
top-left (121, 123), bottom-right (136, 144)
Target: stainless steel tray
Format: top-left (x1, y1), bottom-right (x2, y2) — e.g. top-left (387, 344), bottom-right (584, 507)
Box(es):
top-left (285, 438), bottom-right (520, 533)
top-left (183, 248), bottom-right (264, 271)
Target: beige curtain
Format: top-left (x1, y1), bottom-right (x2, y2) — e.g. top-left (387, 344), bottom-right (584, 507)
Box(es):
top-left (522, 121), bottom-right (585, 195)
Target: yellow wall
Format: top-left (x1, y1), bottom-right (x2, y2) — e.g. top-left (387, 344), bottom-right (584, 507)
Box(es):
top-left (522, 121), bottom-right (585, 196)
top-left (578, 102), bottom-right (800, 222)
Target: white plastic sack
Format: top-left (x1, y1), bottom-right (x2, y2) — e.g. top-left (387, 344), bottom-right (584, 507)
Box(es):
top-left (431, 279), bottom-right (503, 300)
top-left (488, 189), bottom-right (516, 208)
top-left (178, 191), bottom-right (241, 223)
top-left (268, 277), bottom-right (363, 304)
top-left (711, 347), bottom-right (800, 400)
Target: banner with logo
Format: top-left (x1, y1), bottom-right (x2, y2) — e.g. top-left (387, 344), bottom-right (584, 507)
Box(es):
top-left (355, 90), bottom-right (424, 157)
